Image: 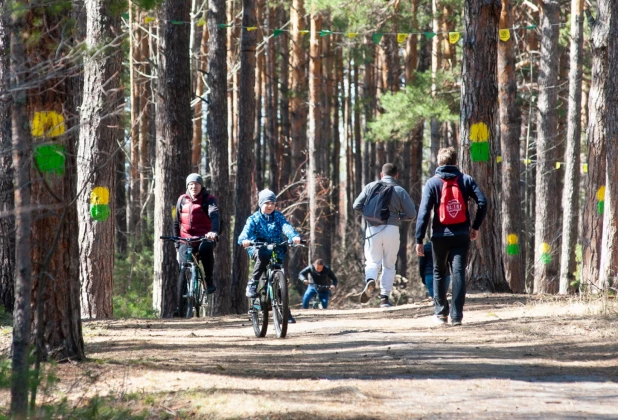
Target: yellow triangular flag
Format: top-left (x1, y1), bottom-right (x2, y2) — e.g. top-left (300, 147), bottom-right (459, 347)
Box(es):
top-left (523, 158), bottom-right (531, 165)
top-left (347, 32), bottom-right (358, 38)
top-left (144, 16), bottom-right (155, 24)
top-left (247, 26), bottom-right (258, 31)
top-left (449, 32), bottom-right (460, 44)
top-left (197, 18), bottom-right (206, 27)
top-left (555, 162), bottom-right (561, 169)
top-left (299, 30), bottom-right (309, 35)
top-left (499, 29), bottom-right (510, 42)
top-left (496, 156), bottom-right (503, 163)
top-left (397, 33), bottom-right (408, 43)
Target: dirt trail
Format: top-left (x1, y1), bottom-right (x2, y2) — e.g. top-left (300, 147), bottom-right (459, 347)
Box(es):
top-left (2, 294), bottom-right (618, 419)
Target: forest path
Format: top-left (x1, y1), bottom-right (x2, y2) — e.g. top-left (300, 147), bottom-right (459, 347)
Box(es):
top-left (3, 294), bottom-right (618, 419)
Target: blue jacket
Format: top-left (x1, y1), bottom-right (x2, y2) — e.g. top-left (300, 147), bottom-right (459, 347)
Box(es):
top-left (237, 210), bottom-right (300, 260)
top-left (415, 165), bottom-right (487, 243)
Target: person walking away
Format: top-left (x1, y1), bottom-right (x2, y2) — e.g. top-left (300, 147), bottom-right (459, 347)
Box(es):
top-left (300, 258), bottom-right (338, 309)
top-left (415, 147), bottom-right (487, 326)
top-left (418, 241), bottom-right (451, 298)
top-left (353, 163), bottom-right (417, 307)
top-left (174, 173), bottom-right (220, 306)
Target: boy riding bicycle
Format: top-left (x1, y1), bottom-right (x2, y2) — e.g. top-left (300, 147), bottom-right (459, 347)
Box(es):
top-left (174, 173), bottom-right (219, 297)
top-left (299, 258), bottom-right (338, 309)
top-left (238, 189), bottom-right (301, 299)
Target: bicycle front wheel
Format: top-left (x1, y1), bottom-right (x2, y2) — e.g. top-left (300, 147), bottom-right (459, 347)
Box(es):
top-left (178, 267), bottom-right (194, 318)
top-left (199, 287), bottom-right (214, 317)
top-left (272, 271), bottom-right (289, 338)
top-left (249, 296), bottom-right (268, 337)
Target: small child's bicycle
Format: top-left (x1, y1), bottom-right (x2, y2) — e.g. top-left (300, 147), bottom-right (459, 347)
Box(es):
top-left (248, 240), bottom-right (305, 338)
top-left (160, 235), bottom-right (215, 318)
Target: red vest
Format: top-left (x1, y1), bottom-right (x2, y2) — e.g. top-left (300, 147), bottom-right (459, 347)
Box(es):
top-left (179, 192), bottom-right (212, 238)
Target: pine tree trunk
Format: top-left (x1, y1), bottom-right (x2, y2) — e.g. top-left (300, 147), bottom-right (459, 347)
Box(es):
top-left (533, 0), bottom-right (561, 293)
top-left (208, 0), bottom-right (232, 315)
top-left (559, 0), bottom-right (584, 293)
top-left (0, 8), bottom-right (14, 313)
top-left (265, 5), bottom-right (279, 191)
top-left (138, 20), bottom-right (150, 224)
top-left (193, 10), bottom-right (208, 172)
top-left (581, 7), bottom-right (608, 289)
top-left (599, 0), bottom-right (618, 289)
top-left (115, 129), bottom-right (127, 258)
top-left (77, 0), bottom-right (123, 319)
top-left (278, 5), bottom-right (291, 190)
top-left (128, 6), bottom-right (141, 247)
top-left (307, 12), bottom-right (321, 260)
top-left (498, 0), bottom-right (524, 293)
top-left (459, 0), bottom-right (507, 291)
top-left (231, 0), bottom-right (257, 314)
top-left (153, 0), bottom-right (193, 317)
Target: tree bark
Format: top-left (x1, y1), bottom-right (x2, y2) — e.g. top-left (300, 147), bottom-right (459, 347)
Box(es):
top-left (9, 5), bottom-right (33, 414)
top-left (77, 0), bottom-right (123, 319)
top-left (599, 0), bottom-right (617, 289)
top-left (459, 0), bottom-right (507, 292)
top-left (559, 0), bottom-right (584, 294)
top-left (153, 0), bottom-right (193, 317)
top-left (128, 5), bottom-right (141, 247)
top-left (231, 0), bottom-right (257, 314)
top-left (581, 7), bottom-right (609, 289)
top-left (533, 0), bottom-right (561, 293)
top-left (498, 0), bottom-right (524, 293)
top-left (307, 12), bottom-right (321, 260)
top-left (0, 6), bottom-right (14, 314)
top-left (193, 10), bottom-right (208, 172)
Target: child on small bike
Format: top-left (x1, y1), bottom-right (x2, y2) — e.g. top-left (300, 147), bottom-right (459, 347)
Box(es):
top-left (300, 258), bottom-right (338, 309)
top-left (238, 188), bottom-right (301, 299)
top-left (174, 173), bottom-right (219, 294)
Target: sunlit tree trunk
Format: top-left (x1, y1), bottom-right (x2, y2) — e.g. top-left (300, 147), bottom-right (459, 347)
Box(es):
top-left (459, 0), bottom-right (507, 291)
top-left (231, 0), bottom-right (257, 314)
top-left (128, 5), bottom-right (141, 246)
top-left (581, 7), bottom-right (609, 289)
top-left (278, 5), bottom-right (291, 191)
top-left (77, 0), bottom-right (123, 319)
top-left (208, 0), bottom-right (232, 315)
top-left (192, 5), bottom-right (208, 172)
top-left (599, 0), bottom-right (618, 289)
top-left (153, 0), bottom-right (193, 317)
top-left (559, 0), bottom-right (584, 294)
top-left (498, 0), bottom-right (524, 292)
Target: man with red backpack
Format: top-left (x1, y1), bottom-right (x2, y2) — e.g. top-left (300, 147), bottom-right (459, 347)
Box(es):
top-left (174, 173), bottom-right (219, 297)
top-left (415, 147), bottom-right (487, 326)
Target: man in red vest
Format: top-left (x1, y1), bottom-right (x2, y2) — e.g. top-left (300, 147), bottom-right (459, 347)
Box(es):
top-left (415, 147), bottom-right (487, 326)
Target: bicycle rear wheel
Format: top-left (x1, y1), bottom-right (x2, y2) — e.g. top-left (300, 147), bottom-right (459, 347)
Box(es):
top-left (178, 267), bottom-right (194, 318)
top-left (272, 271), bottom-right (289, 338)
top-left (249, 296), bottom-right (268, 337)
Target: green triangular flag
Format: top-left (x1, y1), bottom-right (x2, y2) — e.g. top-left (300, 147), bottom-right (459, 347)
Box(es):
top-left (320, 29), bottom-right (332, 37)
top-left (372, 33), bottom-right (383, 44)
top-left (218, 23), bottom-right (232, 28)
top-left (273, 29), bottom-right (284, 37)
top-left (525, 24), bottom-right (537, 30)
top-left (171, 20), bottom-right (183, 25)
top-left (424, 32), bottom-right (437, 39)
top-left (121, 12), bottom-right (129, 19)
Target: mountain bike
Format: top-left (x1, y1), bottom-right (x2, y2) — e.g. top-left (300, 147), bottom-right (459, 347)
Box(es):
top-left (248, 240), bottom-right (305, 338)
top-left (160, 235), bottom-right (215, 318)
top-left (308, 284), bottom-right (332, 309)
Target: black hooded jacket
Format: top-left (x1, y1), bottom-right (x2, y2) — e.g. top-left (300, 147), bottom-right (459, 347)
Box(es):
top-left (415, 165), bottom-right (487, 244)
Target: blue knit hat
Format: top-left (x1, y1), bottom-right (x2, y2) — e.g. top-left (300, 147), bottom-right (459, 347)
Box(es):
top-left (258, 189), bottom-right (277, 207)
top-left (186, 173), bottom-right (204, 188)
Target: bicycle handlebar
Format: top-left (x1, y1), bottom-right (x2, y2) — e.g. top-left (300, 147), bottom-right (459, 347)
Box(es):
top-left (160, 235), bottom-right (216, 244)
top-left (250, 239), bottom-right (307, 249)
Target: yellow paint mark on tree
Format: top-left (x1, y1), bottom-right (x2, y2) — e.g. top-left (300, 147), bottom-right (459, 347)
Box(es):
top-left (499, 29), bottom-right (511, 42)
top-left (31, 111), bottom-right (65, 138)
top-left (506, 234), bottom-right (520, 255)
top-left (470, 123), bottom-right (489, 142)
top-left (171, 206), bottom-right (177, 220)
top-left (91, 187), bottom-right (110, 205)
top-left (540, 242), bottom-right (552, 264)
top-left (597, 186), bottom-right (606, 201)
top-left (507, 234), bottom-right (519, 245)
top-left (470, 122), bottom-right (490, 162)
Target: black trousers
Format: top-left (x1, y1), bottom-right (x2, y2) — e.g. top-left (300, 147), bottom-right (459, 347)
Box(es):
top-left (179, 241), bottom-right (216, 286)
top-left (431, 235), bottom-right (470, 322)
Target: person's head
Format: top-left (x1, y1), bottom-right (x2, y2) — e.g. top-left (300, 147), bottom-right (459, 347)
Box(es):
top-left (258, 188), bottom-right (277, 215)
top-left (186, 173), bottom-right (204, 197)
top-left (313, 258), bottom-right (324, 272)
top-left (437, 147), bottom-right (458, 166)
top-left (380, 163), bottom-right (398, 179)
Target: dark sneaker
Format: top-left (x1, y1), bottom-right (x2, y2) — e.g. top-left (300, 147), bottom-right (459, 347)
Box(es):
top-left (288, 313), bottom-right (296, 324)
top-left (380, 297), bottom-right (393, 308)
top-left (207, 285), bottom-right (217, 294)
top-left (451, 319), bottom-right (462, 326)
top-left (245, 281), bottom-right (258, 298)
top-left (360, 279), bottom-right (376, 303)
top-left (433, 315), bottom-right (447, 325)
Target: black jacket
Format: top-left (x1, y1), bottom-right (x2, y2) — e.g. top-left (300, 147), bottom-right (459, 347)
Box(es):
top-left (298, 265), bottom-right (338, 287)
top-left (415, 165), bottom-right (487, 244)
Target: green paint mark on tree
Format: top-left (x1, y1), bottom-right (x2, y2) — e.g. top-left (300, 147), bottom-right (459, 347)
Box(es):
top-left (540, 253), bottom-right (552, 264)
top-left (34, 144), bottom-right (65, 175)
top-left (506, 244), bottom-right (520, 256)
top-left (598, 201), bottom-right (604, 215)
top-left (90, 204), bottom-right (110, 221)
top-left (470, 142), bottom-right (490, 162)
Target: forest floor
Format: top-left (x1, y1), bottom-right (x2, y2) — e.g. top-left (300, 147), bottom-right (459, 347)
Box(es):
top-left (1, 293), bottom-right (618, 419)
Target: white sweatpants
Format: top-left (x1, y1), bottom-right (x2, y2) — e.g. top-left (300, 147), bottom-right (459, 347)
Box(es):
top-left (364, 224), bottom-right (400, 296)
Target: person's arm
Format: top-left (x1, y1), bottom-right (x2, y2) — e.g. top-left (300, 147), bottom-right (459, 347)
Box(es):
top-left (279, 213), bottom-right (301, 242)
top-left (418, 254), bottom-right (426, 281)
top-left (173, 197), bottom-right (182, 247)
top-left (469, 177), bottom-right (488, 230)
top-left (299, 266), bottom-right (311, 282)
top-left (352, 184), bottom-right (369, 212)
top-left (206, 195), bottom-right (220, 235)
top-left (237, 214), bottom-right (256, 245)
top-left (415, 181), bottom-right (436, 244)
top-left (327, 266), bottom-right (338, 287)
top-left (398, 189), bottom-right (417, 221)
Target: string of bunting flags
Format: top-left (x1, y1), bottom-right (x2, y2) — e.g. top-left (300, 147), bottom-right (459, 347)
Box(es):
top-left (495, 156), bottom-right (589, 173)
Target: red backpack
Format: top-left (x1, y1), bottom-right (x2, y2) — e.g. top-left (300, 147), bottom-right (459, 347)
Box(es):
top-left (438, 176), bottom-right (467, 225)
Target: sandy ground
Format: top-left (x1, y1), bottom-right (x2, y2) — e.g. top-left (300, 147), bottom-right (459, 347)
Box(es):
top-left (1, 294), bottom-right (618, 419)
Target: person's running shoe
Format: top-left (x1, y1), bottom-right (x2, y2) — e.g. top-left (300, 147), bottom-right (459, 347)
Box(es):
top-left (207, 286), bottom-right (217, 294)
top-left (379, 296), bottom-right (393, 308)
top-left (360, 279), bottom-right (376, 303)
top-left (245, 280), bottom-right (258, 298)
top-left (433, 315), bottom-right (447, 325)
top-left (451, 319), bottom-right (462, 326)
top-left (288, 313), bottom-right (296, 324)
